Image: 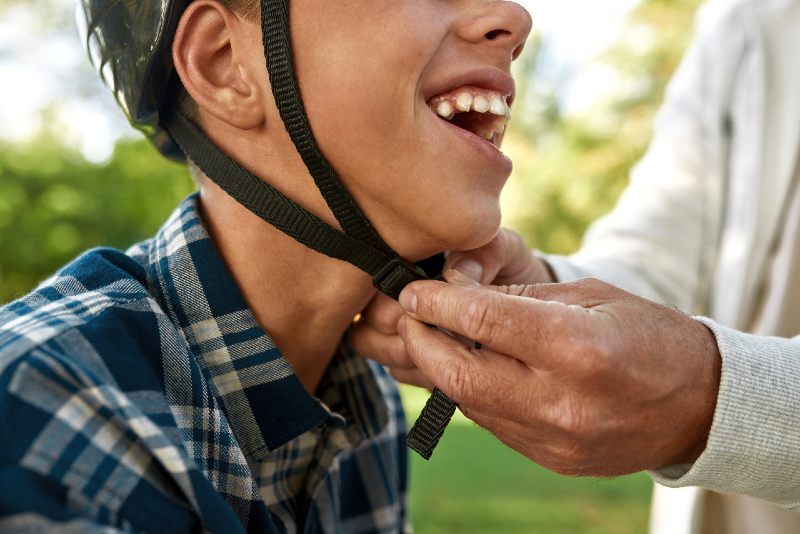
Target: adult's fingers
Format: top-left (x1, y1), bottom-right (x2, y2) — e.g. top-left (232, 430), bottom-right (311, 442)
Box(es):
top-left (398, 315), bottom-right (537, 417)
top-left (360, 292), bottom-right (404, 336)
top-left (390, 368), bottom-right (435, 390)
top-left (445, 228), bottom-right (531, 285)
top-left (350, 323), bottom-right (417, 369)
top-left (446, 270), bottom-right (619, 310)
top-left (398, 280), bottom-right (575, 367)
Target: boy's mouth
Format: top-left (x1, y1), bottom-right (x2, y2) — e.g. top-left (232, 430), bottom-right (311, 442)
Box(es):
top-left (426, 86), bottom-right (512, 148)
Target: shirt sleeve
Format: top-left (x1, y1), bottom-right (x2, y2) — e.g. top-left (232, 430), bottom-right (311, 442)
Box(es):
top-left (649, 318), bottom-right (800, 511)
top-left (0, 345), bottom-right (200, 532)
top-left (0, 514), bottom-right (128, 533)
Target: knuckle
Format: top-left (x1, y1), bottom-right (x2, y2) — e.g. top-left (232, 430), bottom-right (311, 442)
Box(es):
top-left (590, 337), bottom-right (616, 371)
top-left (440, 361), bottom-right (476, 404)
top-left (374, 304), bottom-right (401, 333)
top-left (417, 285), bottom-right (441, 318)
top-left (572, 277), bottom-right (618, 302)
top-left (389, 341), bottom-right (411, 368)
top-left (501, 283), bottom-right (538, 298)
top-left (518, 283), bottom-right (549, 299)
top-left (366, 298), bottom-right (403, 335)
top-left (548, 399), bottom-right (595, 442)
top-left (571, 334), bottom-right (616, 376)
top-left (461, 294), bottom-right (503, 344)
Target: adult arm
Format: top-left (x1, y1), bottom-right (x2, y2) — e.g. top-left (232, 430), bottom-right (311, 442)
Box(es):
top-left (396, 276), bottom-right (800, 511)
top-left (354, 0), bottom-right (800, 509)
top-left (352, 0), bottom-right (734, 376)
top-left (651, 319), bottom-right (800, 511)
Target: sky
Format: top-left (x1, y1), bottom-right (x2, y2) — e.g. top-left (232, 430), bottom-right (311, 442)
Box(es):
top-left (0, 0), bottom-right (640, 162)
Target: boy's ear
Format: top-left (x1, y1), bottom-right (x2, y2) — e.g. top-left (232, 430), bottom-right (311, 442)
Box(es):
top-left (172, 1), bottom-right (265, 129)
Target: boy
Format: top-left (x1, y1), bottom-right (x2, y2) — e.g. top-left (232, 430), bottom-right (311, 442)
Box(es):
top-left (0, 0), bottom-right (531, 531)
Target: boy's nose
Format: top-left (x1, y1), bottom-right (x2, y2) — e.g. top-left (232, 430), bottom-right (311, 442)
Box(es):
top-left (457, 1), bottom-right (533, 64)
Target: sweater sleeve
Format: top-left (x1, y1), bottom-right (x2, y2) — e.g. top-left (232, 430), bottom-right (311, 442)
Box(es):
top-left (649, 318), bottom-right (800, 511)
top-left (538, 0), bottom-right (748, 312)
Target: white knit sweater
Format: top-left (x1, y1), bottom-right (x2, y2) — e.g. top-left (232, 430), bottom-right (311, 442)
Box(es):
top-left (542, 0), bottom-right (800, 530)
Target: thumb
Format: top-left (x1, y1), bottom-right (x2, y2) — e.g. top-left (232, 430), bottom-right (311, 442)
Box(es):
top-left (444, 228), bottom-right (523, 284)
top-left (445, 228), bottom-right (536, 284)
top-left (398, 314), bottom-right (534, 416)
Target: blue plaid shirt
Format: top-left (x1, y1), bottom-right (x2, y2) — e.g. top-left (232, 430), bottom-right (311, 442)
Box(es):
top-left (0, 194), bottom-right (408, 533)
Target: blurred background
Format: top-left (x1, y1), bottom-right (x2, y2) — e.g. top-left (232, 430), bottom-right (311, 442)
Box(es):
top-left (0, 0), bottom-right (702, 531)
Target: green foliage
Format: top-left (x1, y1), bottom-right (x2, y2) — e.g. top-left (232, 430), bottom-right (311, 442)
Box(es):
top-left (504, 0), bottom-right (704, 255)
top-left (410, 425), bottom-right (652, 533)
top-left (0, 0), bottom-right (707, 531)
top-left (0, 135), bottom-right (194, 303)
top-left (402, 387), bottom-right (652, 533)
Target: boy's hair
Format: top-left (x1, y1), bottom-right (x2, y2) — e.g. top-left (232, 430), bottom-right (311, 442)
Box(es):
top-left (176, 0), bottom-right (259, 124)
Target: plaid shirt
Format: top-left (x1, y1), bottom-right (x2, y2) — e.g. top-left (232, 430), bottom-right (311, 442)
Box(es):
top-left (0, 194), bottom-right (408, 533)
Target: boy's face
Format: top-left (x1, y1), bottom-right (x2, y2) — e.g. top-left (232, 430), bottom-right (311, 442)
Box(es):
top-left (246, 0), bottom-right (532, 259)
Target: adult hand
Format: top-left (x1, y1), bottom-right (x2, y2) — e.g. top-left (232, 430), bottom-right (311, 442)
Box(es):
top-left (350, 228), bottom-right (553, 387)
top-left (396, 274), bottom-right (721, 476)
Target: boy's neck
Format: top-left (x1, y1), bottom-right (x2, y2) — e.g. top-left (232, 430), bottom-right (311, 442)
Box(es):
top-left (198, 181), bottom-right (377, 394)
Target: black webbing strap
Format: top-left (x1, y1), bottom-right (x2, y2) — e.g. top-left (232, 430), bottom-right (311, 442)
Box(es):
top-left (261, 0), bottom-right (392, 255)
top-left (163, 0), bottom-right (460, 460)
top-left (162, 106), bottom-right (427, 299)
top-left (407, 389), bottom-right (458, 460)
top-left (164, 107), bottom-right (459, 456)
top-left (261, 0), bottom-right (458, 459)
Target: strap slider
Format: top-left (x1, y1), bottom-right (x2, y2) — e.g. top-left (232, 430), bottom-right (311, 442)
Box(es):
top-left (372, 258), bottom-right (427, 300)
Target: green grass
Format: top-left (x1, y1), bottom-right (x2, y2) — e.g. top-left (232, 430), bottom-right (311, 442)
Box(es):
top-left (402, 387), bottom-right (652, 533)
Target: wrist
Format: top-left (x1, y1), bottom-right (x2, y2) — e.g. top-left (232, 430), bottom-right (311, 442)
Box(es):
top-left (674, 320), bottom-right (722, 465)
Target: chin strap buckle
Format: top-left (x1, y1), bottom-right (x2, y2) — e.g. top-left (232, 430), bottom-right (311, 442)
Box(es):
top-left (372, 258), bottom-right (428, 300)
top-left (372, 255), bottom-right (458, 460)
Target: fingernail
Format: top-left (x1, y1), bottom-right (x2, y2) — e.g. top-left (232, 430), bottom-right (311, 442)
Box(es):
top-left (451, 259), bottom-right (483, 283)
top-left (399, 288), bottom-right (417, 314)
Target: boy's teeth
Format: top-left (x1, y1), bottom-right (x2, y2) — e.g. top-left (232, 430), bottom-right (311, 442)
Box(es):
top-left (455, 92), bottom-right (474, 112)
top-left (489, 95), bottom-right (506, 116)
top-left (437, 101), bottom-right (455, 119)
top-left (430, 89), bottom-right (512, 146)
top-left (472, 95), bottom-right (490, 113)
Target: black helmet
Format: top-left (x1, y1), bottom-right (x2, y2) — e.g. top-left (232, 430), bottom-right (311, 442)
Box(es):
top-left (79, 0), bottom-right (458, 459)
top-left (77, 0), bottom-right (191, 159)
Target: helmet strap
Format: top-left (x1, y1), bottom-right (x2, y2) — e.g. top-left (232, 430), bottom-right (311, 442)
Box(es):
top-left (260, 0), bottom-right (458, 460)
top-left (162, 103), bottom-right (456, 459)
top-left (164, 0), bottom-right (459, 460)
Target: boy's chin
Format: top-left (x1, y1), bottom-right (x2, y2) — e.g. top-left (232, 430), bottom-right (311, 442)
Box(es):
top-left (437, 210), bottom-right (502, 254)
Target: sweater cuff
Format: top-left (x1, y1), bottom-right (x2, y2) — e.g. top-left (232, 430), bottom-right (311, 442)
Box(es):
top-left (650, 318), bottom-right (800, 510)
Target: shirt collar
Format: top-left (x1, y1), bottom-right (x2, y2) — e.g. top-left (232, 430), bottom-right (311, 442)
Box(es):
top-left (145, 194), bottom-right (388, 461)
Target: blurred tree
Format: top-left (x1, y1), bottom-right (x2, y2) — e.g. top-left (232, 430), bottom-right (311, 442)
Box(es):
top-left (0, 134), bottom-right (193, 303)
top-left (0, 0), bottom-right (705, 303)
top-left (503, 0), bottom-right (704, 255)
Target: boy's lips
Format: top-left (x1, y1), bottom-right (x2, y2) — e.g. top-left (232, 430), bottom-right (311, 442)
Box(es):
top-left (424, 67), bottom-right (516, 104)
